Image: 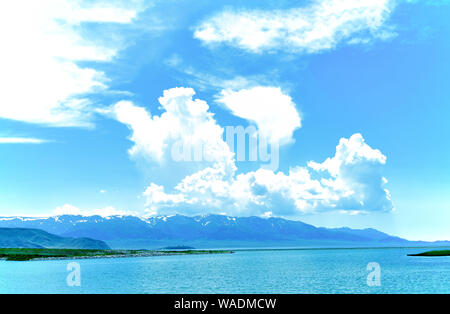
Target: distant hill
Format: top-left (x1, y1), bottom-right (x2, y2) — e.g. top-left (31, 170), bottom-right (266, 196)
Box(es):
top-left (0, 214), bottom-right (447, 249)
top-left (0, 228), bottom-right (110, 249)
top-left (161, 246), bottom-right (195, 250)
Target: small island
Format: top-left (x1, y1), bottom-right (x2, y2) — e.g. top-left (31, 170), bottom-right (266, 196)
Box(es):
top-left (0, 248), bottom-right (234, 261)
top-left (161, 245), bottom-right (196, 250)
top-left (408, 250), bottom-right (450, 257)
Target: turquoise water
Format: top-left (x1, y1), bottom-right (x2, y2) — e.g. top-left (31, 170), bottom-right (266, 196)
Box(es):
top-left (0, 247), bottom-right (449, 294)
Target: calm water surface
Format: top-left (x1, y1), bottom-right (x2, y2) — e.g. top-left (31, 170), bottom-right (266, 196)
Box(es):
top-left (0, 247), bottom-right (449, 293)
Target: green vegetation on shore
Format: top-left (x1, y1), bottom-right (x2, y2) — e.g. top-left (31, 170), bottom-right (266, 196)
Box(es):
top-left (0, 248), bottom-right (124, 261)
top-left (408, 250), bottom-right (450, 257)
top-left (0, 248), bottom-right (233, 261)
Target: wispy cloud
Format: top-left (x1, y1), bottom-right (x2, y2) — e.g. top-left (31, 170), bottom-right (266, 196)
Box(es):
top-left (164, 53), bottom-right (292, 97)
top-left (0, 0), bottom-right (144, 128)
top-left (0, 137), bottom-right (48, 144)
top-left (194, 0), bottom-right (396, 53)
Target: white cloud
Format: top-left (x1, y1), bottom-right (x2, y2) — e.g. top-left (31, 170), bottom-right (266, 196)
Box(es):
top-left (216, 86), bottom-right (301, 144)
top-left (194, 0), bottom-right (396, 53)
top-left (53, 204), bottom-right (134, 217)
top-left (308, 133), bottom-right (387, 176)
top-left (0, 137), bottom-right (48, 144)
top-left (111, 88), bottom-right (392, 217)
top-left (164, 54), bottom-right (283, 92)
top-left (111, 87), bottom-right (235, 169)
top-left (143, 133), bottom-right (394, 217)
top-left (0, 0), bottom-right (142, 127)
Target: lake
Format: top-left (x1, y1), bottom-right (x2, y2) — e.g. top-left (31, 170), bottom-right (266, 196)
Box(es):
top-left (0, 247), bottom-right (449, 293)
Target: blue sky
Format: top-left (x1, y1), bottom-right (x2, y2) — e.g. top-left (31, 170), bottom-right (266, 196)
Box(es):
top-left (0, 0), bottom-right (449, 241)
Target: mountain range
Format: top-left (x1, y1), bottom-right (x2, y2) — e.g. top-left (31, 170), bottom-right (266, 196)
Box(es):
top-left (0, 214), bottom-right (447, 249)
top-left (0, 227), bottom-right (110, 249)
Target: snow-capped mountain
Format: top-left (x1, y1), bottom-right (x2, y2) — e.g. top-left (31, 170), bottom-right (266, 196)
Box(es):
top-left (0, 214), bottom-right (445, 249)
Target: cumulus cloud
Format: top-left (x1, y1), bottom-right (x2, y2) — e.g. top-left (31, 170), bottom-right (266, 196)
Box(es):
top-left (111, 87), bottom-right (235, 173)
top-left (143, 134), bottom-right (393, 217)
top-left (0, 0), bottom-right (142, 127)
top-left (216, 86), bottom-right (302, 144)
top-left (194, 0), bottom-right (396, 53)
top-left (53, 204), bottom-right (135, 217)
top-left (112, 88), bottom-right (392, 216)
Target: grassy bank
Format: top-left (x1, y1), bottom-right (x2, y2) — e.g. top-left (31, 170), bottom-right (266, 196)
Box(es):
top-left (408, 250), bottom-right (450, 257)
top-left (0, 248), bottom-right (233, 261)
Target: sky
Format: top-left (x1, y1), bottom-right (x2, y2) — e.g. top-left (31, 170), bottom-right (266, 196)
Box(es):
top-left (0, 0), bottom-right (449, 241)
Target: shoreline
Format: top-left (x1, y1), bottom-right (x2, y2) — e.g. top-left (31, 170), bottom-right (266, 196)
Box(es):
top-left (2, 246), bottom-right (450, 261)
top-left (31, 251), bottom-right (234, 261)
top-left (0, 249), bottom-right (234, 262)
top-left (214, 245), bottom-right (450, 252)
